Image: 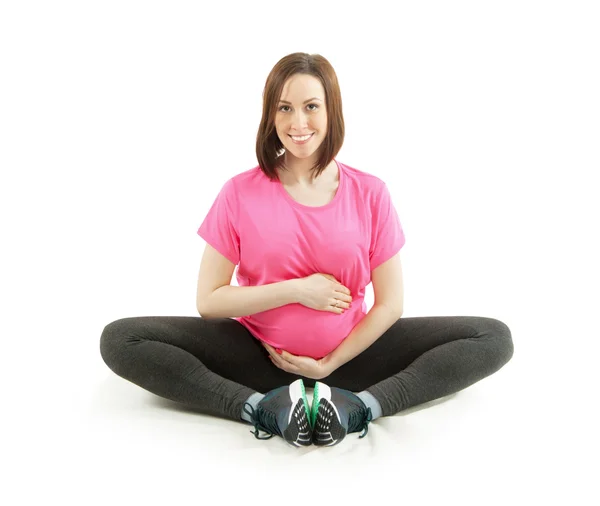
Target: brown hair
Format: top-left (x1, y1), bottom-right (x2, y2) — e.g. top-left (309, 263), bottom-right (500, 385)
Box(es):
top-left (255, 52), bottom-right (345, 182)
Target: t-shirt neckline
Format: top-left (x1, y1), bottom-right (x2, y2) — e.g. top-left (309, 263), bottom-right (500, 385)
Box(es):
top-left (276, 158), bottom-right (344, 211)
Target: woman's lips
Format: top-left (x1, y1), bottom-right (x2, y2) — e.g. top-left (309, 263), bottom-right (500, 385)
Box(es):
top-left (289, 133), bottom-right (314, 144)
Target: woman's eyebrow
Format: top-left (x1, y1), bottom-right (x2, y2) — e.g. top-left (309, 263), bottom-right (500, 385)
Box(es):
top-left (278, 97), bottom-right (323, 104)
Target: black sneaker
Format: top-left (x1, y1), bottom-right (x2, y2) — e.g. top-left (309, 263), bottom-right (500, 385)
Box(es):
top-left (311, 381), bottom-right (373, 447)
top-left (243, 379), bottom-right (312, 447)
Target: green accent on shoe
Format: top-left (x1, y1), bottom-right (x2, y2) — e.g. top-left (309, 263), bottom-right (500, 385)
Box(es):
top-left (311, 382), bottom-right (374, 447)
top-left (243, 378), bottom-right (312, 446)
top-left (310, 382), bottom-right (320, 427)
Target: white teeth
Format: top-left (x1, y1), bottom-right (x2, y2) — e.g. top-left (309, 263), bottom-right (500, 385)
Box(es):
top-left (291, 134), bottom-right (312, 141)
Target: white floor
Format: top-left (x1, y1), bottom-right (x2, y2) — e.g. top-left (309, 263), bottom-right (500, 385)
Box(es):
top-left (6, 312), bottom-right (595, 505)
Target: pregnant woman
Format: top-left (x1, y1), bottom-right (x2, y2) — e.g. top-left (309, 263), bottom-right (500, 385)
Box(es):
top-left (100, 52), bottom-right (514, 447)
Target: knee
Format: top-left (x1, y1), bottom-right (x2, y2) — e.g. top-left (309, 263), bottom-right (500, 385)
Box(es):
top-left (99, 317), bottom-right (137, 373)
top-left (481, 317), bottom-right (514, 370)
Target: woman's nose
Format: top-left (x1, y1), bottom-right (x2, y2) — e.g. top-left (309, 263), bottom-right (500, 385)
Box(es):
top-left (291, 111), bottom-right (309, 129)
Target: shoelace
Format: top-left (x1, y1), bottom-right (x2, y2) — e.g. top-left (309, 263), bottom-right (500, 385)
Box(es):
top-left (243, 402), bottom-right (281, 440)
top-left (348, 406), bottom-right (373, 439)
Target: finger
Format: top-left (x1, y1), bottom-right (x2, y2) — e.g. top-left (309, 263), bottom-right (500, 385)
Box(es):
top-left (264, 342), bottom-right (286, 357)
top-left (281, 351), bottom-right (303, 369)
top-left (268, 349), bottom-right (285, 364)
top-left (273, 350), bottom-right (293, 368)
top-left (329, 301), bottom-right (344, 314)
top-left (267, 349), bottom-right (282, 364)
top-left (279, 350), bottom-right (294, 363)
top-left (269, 354), bottom-right (295, 373)
top-left (272, 355), bottom-right (300, 374)
top-left (262, 342), bottom-right (280, 359)
top-left (268, 353), bottom-right (281, 365)
top-left (335, 289), bottom-right (352, 302)
top-left (263, 345), bottom-right (279, 363)
top-left (271, 349), bottom-right (298, 368)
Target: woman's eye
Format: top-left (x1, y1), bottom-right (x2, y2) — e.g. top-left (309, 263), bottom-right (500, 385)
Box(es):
top-left (279, 104), bottom-right (319, 112)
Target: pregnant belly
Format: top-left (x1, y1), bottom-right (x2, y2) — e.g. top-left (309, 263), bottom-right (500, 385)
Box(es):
top-left (238, 301), bottom-right (365, 359)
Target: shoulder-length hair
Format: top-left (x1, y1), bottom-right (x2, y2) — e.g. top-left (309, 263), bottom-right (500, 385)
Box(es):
top-left (256, 52), bottom-right (345, 182)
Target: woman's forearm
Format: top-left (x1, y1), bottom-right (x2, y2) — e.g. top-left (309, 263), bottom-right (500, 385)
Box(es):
top-left (323, 304), bottom-right (402, 373)
top-left (198, 280), bottom-right (301, 319)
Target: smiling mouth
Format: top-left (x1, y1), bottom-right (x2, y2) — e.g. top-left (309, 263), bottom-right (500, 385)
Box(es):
top-left (289, 133), bottom-right (314, 143)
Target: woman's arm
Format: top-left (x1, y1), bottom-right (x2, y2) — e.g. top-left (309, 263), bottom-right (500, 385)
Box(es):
top-left (199, 279), bottom-right (301, 319)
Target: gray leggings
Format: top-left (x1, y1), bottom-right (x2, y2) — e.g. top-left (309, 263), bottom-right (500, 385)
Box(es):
top-left (99, 315), bottom-right (514, 422)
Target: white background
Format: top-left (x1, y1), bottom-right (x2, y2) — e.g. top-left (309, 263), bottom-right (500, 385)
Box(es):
top-left (1, 0), bottom-right (598, 504)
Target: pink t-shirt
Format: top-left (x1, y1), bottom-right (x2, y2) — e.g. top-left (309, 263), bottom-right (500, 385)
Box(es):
top-left (197, 159), bottom-right (405, 359)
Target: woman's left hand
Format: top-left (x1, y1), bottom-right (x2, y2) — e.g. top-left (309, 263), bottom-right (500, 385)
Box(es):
top-left (262, 342), bottom-right (332, 380)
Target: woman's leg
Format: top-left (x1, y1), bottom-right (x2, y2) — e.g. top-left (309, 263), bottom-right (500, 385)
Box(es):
top-left (321, 315), bottom-right (514, 417)
top-left (99, 316), bottom-right (303, 422)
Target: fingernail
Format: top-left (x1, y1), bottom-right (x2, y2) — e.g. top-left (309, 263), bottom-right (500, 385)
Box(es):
top-left (276, 348), bottom-right (282, 354)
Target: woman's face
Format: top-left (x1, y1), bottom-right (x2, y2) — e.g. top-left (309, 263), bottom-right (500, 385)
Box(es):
top-left (275, 73), bottom-right (328, 160)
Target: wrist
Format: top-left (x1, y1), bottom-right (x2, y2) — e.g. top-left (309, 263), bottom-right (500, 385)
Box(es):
top-left (319, 353), bottom-right (338, 376)
top-left (285, 278), bottom-right (304, 305)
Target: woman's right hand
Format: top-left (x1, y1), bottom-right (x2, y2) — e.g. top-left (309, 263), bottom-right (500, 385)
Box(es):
top-left (296, 273), bottom-right (353, 314)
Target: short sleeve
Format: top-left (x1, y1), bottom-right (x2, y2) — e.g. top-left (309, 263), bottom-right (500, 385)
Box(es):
top-left (369, 181), bottom-right (406, 271)
top-left (197, 178), bottom-right (240, 265)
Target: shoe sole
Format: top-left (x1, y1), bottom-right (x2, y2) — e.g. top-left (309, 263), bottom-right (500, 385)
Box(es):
top-left (282, 379), bottom-right (312, 447)
top-left (311, 382), bottom-right (346, 446)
